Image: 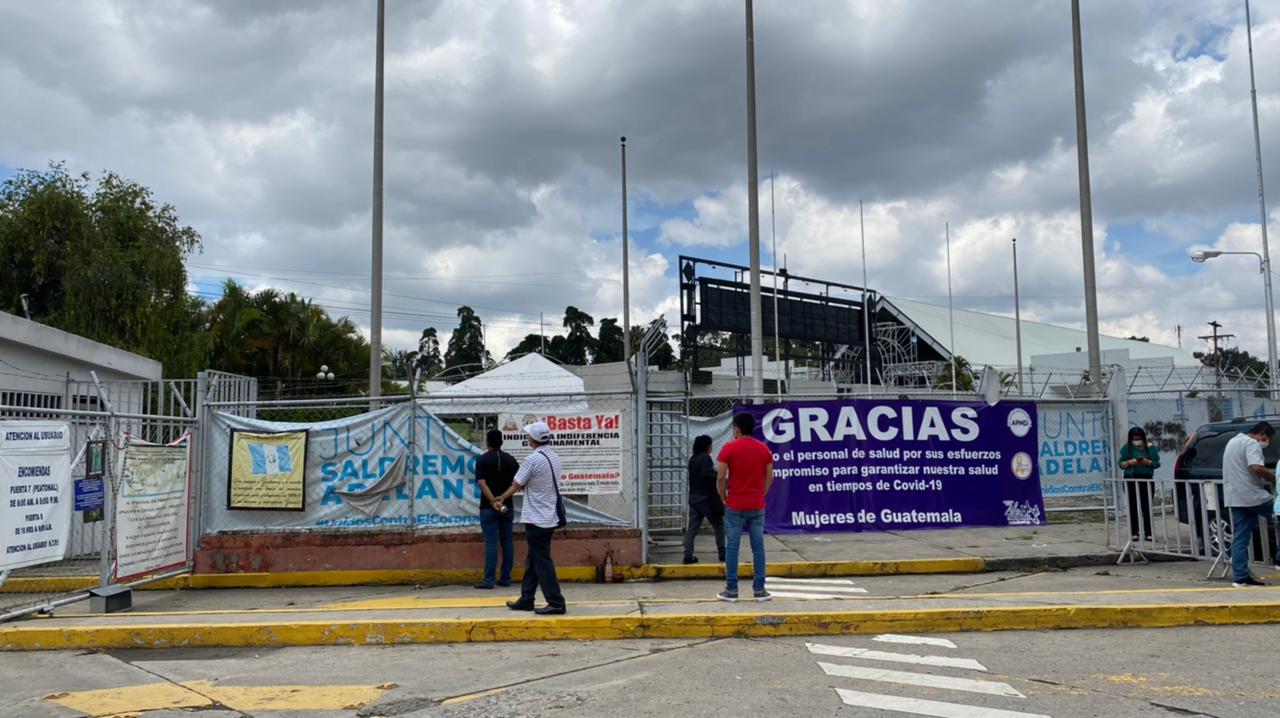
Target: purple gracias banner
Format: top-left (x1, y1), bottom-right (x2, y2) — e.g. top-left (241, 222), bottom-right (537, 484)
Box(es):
top-left (735, 399), bottom-right (1045, 533)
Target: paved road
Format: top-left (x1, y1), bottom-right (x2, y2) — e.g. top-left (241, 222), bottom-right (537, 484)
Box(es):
top-left (3, 624), bottom-right (1277, 717)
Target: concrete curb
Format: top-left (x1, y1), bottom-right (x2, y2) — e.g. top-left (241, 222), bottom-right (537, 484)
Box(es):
top-left (4, 601), bottom-right (1280, 651)
top-left (0, 557), bottom-right (988, 593)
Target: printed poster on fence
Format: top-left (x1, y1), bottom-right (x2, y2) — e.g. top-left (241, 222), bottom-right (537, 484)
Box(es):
top-left (0, 421), bottom-right (71, 571)
top-left (114, 436), bottom-right (190, 581)
top-left (228, 429), bottom-right (308, 511)
top-left (734, 399), bottom-right (1045, 533)
top-left (500, 413), bottom-right (623, 494)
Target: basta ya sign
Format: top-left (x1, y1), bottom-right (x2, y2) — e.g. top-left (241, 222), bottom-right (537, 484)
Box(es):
top-left (733, 399), bottom-right (1045, 533)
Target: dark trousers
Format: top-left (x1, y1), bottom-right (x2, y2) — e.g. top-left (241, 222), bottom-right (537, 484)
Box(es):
top-left (1230, 502), bottom-right (1278, 582)
top-left (479, 507), bottom-right (514, 586)
top-left (519, 523), bottom-right (564, 608)
top-left (683, 499), bottom-right (725, 560)
top-left (1125, 479), bottom-right (1153, 538)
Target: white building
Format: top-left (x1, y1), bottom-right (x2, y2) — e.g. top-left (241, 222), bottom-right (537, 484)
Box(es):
top-left (0, 311), bottom-right (162, 416)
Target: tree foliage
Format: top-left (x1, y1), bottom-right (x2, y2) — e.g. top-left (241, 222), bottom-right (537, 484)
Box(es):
top-left (444, 305), bottom-right (491, 375)
top-left (594, 318), bottom-right (625, 363)
top-left (558, 306), bottom-right (596, 365)
top-left (0, 164), bottom-right (205, 376)
top-left (1194, 346), bottom-right (1269, 380)
top-left (414, 327), bottom-right (442, 377)
top-left (203, 280), bottom-right (368, 390)
top-left (629, 320), bottom-right (678, 369)
top-left (933, 355), bottom-right (976, 391)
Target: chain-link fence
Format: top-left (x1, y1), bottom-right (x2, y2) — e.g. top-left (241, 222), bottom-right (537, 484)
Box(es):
top-left (197, 390), bottom-right (639, 539)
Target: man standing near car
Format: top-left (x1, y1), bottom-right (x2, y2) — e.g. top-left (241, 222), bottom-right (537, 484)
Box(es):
top-left (1222, 421), bottom-right (1278, 587)
top-left (494, 421), bottom-right (567, 614)
top-left (473, 429), bottom-right (518, 590)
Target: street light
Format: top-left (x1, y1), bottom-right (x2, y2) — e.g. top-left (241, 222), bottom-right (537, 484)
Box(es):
top-left (1189, 249), bottom-right (1277, 394)
top-left (315, 365), bottom-right (335, 381)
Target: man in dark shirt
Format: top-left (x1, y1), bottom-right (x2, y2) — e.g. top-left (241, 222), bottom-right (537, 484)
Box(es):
top-left (683, 434), bottom-right (725, 564)
top-left (474, 429), bottom-right (518, 589)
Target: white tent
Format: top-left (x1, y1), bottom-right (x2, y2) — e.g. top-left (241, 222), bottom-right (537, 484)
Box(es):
top-left (418, 353), bottom-right (590, 415)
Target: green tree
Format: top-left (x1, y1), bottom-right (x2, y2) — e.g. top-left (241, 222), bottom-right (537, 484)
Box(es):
top-left (933, 355), bottom-right (977, 391)
top-left (558, 306), bottom-right (596, 365)
top-left (0, 164), bottom-right (205, 376)
top-left (444, 306), bottom-right (491, 375)
top-left (204, 280), bottom-right (368, 393)
top-left (594, 318), bottom-right (624, 363)
top-left (629, 320), bottom-right (677, 369)
top-left (1194, 346), bottom-right (1269, 381)
top-left (414, 327), bottom-right (442, 377)
top-left (506, 333), bottom-right (547, 361)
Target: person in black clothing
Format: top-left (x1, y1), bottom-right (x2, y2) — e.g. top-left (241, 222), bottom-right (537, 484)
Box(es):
top-left (683, 434), bottom-right (726, 564)
top-left (474, 429), bottom-right (519, 589)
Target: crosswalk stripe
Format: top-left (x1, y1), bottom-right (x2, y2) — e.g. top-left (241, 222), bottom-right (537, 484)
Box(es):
top-left (766, 590), bottom-right (865, 600)
top-left (763, 583), bottom-right (868, 594)
top-left (874, 634), bottom-right (958, 649)
top-left (806, 642), bottom-right (987, 671)
top-left (835, 688), bottom-right (1052, 718)
top-left (765, 576), bottom-right (860, 586)
top-left (818, 661), bottom-right (1024, 698)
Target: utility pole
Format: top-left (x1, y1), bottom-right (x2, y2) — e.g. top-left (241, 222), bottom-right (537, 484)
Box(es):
top-left (1071, 0), bottom-right (1103, 393)
top-left (621, 137), bottom-right (631, 361)
top-left (744, 0), bottom-right (764, 398)
top-left (368, 0), bottom-right (385, 400)
top-left (1200, 320), bottom-right (1235, 415)
top-left (1012, 238), bottom-right (1024, 395)
top-left (1245, 0), bottom-right (1277, 396)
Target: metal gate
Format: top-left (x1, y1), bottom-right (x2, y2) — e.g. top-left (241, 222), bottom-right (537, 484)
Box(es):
top-left (645, 397), bottom-right (689, 546)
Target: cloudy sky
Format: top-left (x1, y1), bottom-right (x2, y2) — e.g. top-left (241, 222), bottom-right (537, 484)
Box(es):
top-left (2, 0), bottom-right (1278, 368)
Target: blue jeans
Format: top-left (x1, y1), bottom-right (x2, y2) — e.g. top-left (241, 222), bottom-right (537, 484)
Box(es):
top-left (724, 508), bottom-right (766, 593)
top-left (479, 507), bottom-right (514, 586)
top-left (1229, 501), bottom-right (1277, 582)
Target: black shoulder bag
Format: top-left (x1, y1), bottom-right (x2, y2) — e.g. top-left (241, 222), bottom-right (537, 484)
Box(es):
top-left (540, 450), bottom-right (568, 529)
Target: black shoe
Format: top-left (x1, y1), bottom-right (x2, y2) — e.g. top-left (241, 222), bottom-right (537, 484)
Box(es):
top-left (506, 600), bottom-right (536, 611)
top-left (474, 582), bottom-right (495, 590)
top-left (534, 605), bottom-right (567, 615)
top-left (682, 556), bottom-right (699, 564)
top-left (497, 580), bottom-right (512, 587)
top-left (1234, 577), bottom-right (1267, 587)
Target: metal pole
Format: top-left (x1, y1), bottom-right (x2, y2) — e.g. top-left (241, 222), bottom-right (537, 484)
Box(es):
top-left (745, 0), bottom-right (765, 399)
top-left (621, 137), bottom-right (632, 361)
top-left (771, 172), bottom-right (781, 398)
top-left (1013, 237), bottom-right (1025, 395)
top-left (945, 222), bottom-right (957, 396)
top-left (1246, 0), bottom-right (1277, 396)
top-left (369, 0), bottom-right (385, 400)
top-left (1071, 0), bottom-right (1103, 392)
top-left (860, 199), bottom-right (873, 392)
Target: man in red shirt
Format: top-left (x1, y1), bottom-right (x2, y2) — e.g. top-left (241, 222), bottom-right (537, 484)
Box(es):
top-left (716, 412), bottom-right (775, 602)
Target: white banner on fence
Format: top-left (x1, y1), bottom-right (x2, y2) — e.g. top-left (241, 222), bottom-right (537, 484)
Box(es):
top-left (114, 436), bottom-right (191, 581)
top-left (0, 421), bottom-right (71, 571)
top-left (499, 413), bottom-right (623, 494)
top-left (204, 403), bottom-right (625, 533)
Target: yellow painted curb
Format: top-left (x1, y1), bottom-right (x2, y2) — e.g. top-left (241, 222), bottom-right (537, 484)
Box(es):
top-left (1, 558), bottom-right (985, 593)
top-left (4, 601), bottom-right (1280, 651)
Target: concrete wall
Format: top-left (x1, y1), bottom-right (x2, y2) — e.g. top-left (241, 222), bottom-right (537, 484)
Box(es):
top-left (194, 527), bottom-right (644, 573)
top-left (0, 311), bottom-right (162, 411)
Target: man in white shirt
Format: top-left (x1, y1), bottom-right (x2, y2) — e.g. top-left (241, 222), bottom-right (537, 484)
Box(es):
top-left (494, 421), bottom-right (567, 614)
top-left (1222, 421), bottom-right (1277, 586)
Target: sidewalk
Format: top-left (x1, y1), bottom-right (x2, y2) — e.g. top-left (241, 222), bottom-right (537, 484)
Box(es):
top-left (4, 545), bottom-right (1280, 651)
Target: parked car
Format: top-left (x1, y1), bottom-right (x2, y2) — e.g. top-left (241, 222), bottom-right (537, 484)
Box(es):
top-left (1173, 417), bottom-right (1279, 557)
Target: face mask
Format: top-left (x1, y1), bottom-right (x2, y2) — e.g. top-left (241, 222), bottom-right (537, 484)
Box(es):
top-left (1130, 440), bottom-right (1144, 447)
top-left (1261, 440), bottom-right (1271, 450)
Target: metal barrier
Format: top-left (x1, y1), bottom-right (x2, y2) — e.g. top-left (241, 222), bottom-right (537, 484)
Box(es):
top-left (0, 401), bottom-right (199, 621)
top-left (1107, 476), bottom-right (1275, 574)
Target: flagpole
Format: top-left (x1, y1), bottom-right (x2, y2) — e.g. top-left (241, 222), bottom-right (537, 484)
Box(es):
top-left (860, 200), bottom-right (872, 393)
top-left (946, 222), bottom-right (957, 397)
